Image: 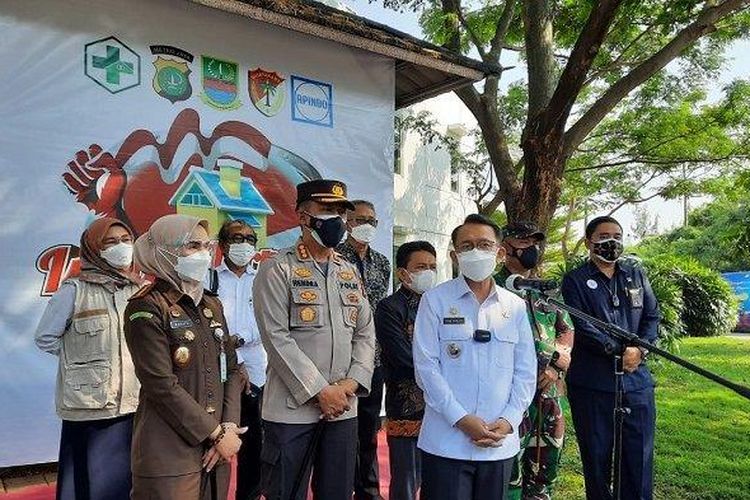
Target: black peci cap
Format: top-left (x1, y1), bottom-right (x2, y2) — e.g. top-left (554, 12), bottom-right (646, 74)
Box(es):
top-left (502, 221), bottom-right (545, 242)
top-left (296, 179), bottom-right (355, 210)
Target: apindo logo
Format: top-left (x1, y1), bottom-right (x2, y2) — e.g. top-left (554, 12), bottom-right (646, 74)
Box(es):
top-left (291, 75), bottom-right (333, 127)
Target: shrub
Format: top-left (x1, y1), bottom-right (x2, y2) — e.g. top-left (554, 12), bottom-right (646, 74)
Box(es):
top-left (644, 255), bottom-right (739, 337)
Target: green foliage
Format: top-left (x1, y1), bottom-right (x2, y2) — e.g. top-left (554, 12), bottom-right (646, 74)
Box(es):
top-left (643, 255), bottom-right (739, 337)
top-left (636, 178), bottom-right (750, 273)
top-left (563, 79), bottom-right (750, 226)
top-left (639, 257), bottom-right (685, 350)
top-left (380, 0), bottom-right (750, 234)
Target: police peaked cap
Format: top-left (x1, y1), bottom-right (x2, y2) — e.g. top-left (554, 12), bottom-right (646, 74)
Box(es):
top-left (296, 179), bottom-right (355, 211)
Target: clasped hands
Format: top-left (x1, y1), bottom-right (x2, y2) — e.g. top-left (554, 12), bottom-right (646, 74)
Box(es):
top-left (316, 378), bottom-right (359, 420)
top-left (202, 423), bottom-right (247, 472)
top-left (457, 415), bottom-right (513, 448)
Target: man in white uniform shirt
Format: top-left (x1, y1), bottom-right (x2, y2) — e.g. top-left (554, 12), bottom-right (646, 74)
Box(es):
top-left (210, 219), bottom-right (267, 500)
top-left (413, 214), bottom-right (537, 500)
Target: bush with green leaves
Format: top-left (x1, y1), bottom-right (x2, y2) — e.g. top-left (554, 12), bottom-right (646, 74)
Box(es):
top-left (643, 255), bottom-right (739, 338)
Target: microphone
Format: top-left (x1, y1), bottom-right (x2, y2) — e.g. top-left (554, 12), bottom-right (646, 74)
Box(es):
top-left (505, 274), bottom-right (559, 293)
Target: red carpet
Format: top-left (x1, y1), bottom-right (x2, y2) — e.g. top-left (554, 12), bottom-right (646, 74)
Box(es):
top-left (0, 431), bottom-right (392, 499)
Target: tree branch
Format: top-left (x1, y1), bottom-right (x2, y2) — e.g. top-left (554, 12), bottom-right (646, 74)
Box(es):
top-left (489, 0), bottom-right (517, 61)
top-left (524, 0), bottom-right (557, 118)
top-left (563, 0), bottom-right (750, 156)
top-left (566, 153), bottom-right (746, 172)
top-left (537, 0), bottom-right (625, 137)
top-left (583, 24), bottom-right (655, 86)
top-left (455, 7), bottom-right (489, 62)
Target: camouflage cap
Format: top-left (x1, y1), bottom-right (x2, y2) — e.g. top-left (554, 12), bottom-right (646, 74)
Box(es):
top-left (502, 221), bottom-right (545, 242)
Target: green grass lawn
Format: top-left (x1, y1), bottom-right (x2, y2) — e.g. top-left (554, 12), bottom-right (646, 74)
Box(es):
top-left (555, 336), bottom-right (750, 500)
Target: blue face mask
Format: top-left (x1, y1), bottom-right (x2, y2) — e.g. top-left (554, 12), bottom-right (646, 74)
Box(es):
top-left (305, 212), bottom-right (347, 248)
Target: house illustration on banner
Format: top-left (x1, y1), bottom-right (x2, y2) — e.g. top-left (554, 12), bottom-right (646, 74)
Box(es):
top-left (169, 160), bottom-right (274, 247)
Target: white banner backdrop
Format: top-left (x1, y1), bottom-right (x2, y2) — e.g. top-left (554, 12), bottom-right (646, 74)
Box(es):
top-left (0, 0), bottom-right (394, 467)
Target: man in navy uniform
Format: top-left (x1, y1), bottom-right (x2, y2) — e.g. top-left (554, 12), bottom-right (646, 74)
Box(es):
top-left (561, 216), bottom-right (659, 500)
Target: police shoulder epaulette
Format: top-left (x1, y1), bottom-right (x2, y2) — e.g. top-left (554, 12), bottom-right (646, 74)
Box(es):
top-left (129, 282), bottom-right (156, 301)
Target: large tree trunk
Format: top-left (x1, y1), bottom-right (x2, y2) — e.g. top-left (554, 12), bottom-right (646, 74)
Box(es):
top-left (512, 128), bottom-right (566, 229)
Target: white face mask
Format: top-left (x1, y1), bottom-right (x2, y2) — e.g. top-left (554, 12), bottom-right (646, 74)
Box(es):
top-left (227, 242), bottom-right (256, 267)
top-left (457, 248), bottom-right (497, 283)
top-left (100, 242), bottom-right (133, 269)
top-left (350, 223), bottom-right (377, 244)
top-left (174, 250), bottom-right (212, 283)
top-left (407, 269), bottom-right (437, 294)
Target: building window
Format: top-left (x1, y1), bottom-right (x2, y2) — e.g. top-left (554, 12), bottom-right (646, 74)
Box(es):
top-left (450, 157), bottom-right (459, 192)
top-left (180, 183), bottom-right (212, 207)
top-left (394, 128), bottom-right (403, 175)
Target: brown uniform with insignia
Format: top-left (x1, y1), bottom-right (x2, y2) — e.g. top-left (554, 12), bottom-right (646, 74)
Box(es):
top-left (124, 279), bottom-right (242, 500)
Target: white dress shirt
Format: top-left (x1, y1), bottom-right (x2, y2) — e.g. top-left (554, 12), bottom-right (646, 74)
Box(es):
top-left (214, 261), bottom-right (267, 387)
top-left (413, 276), bottom-right (537, 461)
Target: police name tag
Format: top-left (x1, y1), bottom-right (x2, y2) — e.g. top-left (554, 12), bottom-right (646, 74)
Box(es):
top-left (443, 317), bottom-right (466, 325)
top-left (220, 352), bottom-right (227, 383)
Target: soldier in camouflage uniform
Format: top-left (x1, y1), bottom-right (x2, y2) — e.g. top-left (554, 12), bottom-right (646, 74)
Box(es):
top-left (495, 222), bottom-right (574, 500)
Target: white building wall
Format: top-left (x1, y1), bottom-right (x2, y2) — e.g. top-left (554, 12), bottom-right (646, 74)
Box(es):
top-left (393, 93), bottom-right (478, 282)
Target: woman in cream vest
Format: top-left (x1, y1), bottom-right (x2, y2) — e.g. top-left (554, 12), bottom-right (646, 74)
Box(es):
top-left (35, 218), bottom-right (143, 500)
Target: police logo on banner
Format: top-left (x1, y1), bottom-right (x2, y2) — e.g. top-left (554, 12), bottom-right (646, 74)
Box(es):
top-left (291, 75), bottom-right (333, 127)
top-left (150, 45), bottom-right (193, 103)
top-left (84, 36), bottom-right (141, 94)
top-left (200, 55), bottom-right (241, 110)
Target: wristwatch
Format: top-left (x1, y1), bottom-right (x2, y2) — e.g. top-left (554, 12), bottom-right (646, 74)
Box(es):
top-left (638, 346), bottom-right (649, 361)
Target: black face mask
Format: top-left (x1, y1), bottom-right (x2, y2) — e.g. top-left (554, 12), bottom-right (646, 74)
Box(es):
top-left (592, 238), bottom-right (624, 263)
top-left (305, 213), bottom-right (347, 248)
top-left (508, 244), bottom-right (540, 270)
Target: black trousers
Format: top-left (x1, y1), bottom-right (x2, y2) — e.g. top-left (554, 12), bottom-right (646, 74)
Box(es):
top-left (57, 414), bottom-right (133, 500)
top-left (236, 385), bottom-right (263, 500)
top-left (261, 418), bottom-right (357, 500)
top-left (420, 451), bottom-right (513, 500)
top-left (568, 385), bottom-right (656, 500)
top-left (354, 365), bottom-right (384, 500)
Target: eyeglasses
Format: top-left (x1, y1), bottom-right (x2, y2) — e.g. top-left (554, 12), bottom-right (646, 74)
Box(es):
top-left (182, 239), bottom-right (218, 252)
top-left (351, 216), bottom-right (379, 227)
top-left (455, 240), bottom-right (498, 253)
top-left (227, 234), bottom-right (257, 245)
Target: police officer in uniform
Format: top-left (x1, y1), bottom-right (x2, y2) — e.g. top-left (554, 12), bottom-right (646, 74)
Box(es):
top-left (124, 214), bottom-right (244, 500)
top-left (561, 216), bottom-right (659, 500)
top-left (253, 179), bottom-right (376, 500)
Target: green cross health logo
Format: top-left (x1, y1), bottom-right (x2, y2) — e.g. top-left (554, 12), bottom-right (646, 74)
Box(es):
top-left (84, 36), bottom-right (141, 94)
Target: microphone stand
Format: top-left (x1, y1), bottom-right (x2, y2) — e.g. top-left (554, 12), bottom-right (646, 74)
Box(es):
top-left (537, 293), bottom-right (750, 500)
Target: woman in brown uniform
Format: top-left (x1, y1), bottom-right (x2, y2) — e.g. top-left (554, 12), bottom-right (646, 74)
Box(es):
top-left (124, 214), bottom-right (244, 500)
